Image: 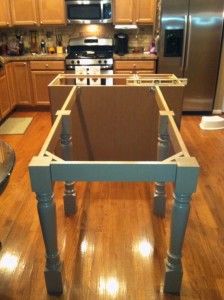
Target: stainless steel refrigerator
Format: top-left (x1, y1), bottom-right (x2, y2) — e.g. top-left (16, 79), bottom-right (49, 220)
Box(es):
top-left (158, 0), bottom-right (224, 112)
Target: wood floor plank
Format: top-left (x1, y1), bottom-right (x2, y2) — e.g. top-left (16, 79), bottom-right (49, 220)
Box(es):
top-left (0, 112), bottom-right (224, 299)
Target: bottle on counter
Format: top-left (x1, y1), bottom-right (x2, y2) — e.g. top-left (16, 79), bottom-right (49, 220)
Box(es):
top-left (40, 39), bottom-right (46, 54)
top-left (18, 35), bottom-right (24, 55)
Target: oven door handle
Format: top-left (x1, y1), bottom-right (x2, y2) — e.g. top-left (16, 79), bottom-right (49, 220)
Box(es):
top-left (100, 66), bottom-right (113, 71)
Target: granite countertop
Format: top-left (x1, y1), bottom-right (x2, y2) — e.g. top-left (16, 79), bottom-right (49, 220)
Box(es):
top-left (0, 53), bottom-right (67, 64)
top-left (113, 53), bottom-right (157, 60)
top-left (0, 52), bottom-right (157, 64)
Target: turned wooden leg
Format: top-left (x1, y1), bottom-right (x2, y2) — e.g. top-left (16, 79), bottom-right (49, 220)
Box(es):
top-left (164, 157), bottom-right (199, 294)
top-left (60, 115), bottom-right (77, 216)
top-left (154, 115), bottom-right (170, 217)
top-left (37, 193), bottom-right (63, 295)
top-left (63, 181), bottom-right (77, 216)
top-left (29, 157), bottom-right (63, 295)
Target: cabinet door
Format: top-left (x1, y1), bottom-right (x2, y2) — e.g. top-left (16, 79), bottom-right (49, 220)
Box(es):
top-left (5, 63), bottom-right (17, 108)
top-left (10, 0), bottom-right (38, 25)
top-left (38, 0), bottom-right (66, 25)
top-left (0, 0), bottom-right (11, 27)
top-left (12, 62), bottom-right (32, 105)
top-left (31, 71), bottom-right (63, 105)
top-left (136, 0), bottom-right (155, 24)
top-left (114, 0), bottom-right (133, 24)
top-left (0, 74), bottom-right (11, 119)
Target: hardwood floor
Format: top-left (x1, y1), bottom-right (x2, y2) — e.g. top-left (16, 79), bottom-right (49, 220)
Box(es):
top-left (0, 112), bottom-right (224, 299)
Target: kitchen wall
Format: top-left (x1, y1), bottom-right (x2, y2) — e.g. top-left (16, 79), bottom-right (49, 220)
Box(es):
top-left (0, 24), bottom-right (154, 54)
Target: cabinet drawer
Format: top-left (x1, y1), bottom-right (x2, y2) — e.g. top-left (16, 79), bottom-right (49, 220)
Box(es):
top-left (30, 61), bottom-right (65, 70)
top-left (115, 60), bottom-right (155, 71)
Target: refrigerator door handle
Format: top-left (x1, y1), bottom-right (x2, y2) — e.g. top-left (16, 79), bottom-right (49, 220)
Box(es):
top-left (181, 15), bottom-right (188, 72)
top-left (185, 14), bottom-right (192, 71)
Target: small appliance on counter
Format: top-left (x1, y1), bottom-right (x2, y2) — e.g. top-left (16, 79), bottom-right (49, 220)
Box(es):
top-left (114, 33), bottom-right (129, 56)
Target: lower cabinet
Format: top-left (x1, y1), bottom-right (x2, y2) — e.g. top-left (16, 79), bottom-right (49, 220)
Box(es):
top-left (30, 61), bottom-right (64, 105)
top-left (31, 71), bottom-right (63, 105)
top-left (0, 72), bottom-right (11, 119)
top-left (12, 61), bottom-right (32, 105)
top-left (114, 59), bottom-right (156, 85)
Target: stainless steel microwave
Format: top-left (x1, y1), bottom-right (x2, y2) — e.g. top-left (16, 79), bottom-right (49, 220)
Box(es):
top-left (66, 0), bottom-right (113, 24)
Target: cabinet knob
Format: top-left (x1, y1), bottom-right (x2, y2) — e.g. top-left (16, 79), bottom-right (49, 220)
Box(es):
top-left (40, 21), bottom-right (43, 24)
top-left (7, 22), bottom-right (10, 26)
top-left (45, 64), bottom-right (49, 68)
top-left (133, 64), bottom-right (136, 68)
top-left (33, 21), bottom-right (37, 24)
top-left (23, 63), bottom-right (26, 65)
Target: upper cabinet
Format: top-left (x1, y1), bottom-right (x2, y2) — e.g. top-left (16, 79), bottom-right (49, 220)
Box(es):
top-left (0, 0), bottom-right (11, 27)
top-left (10, 0), bottom-right (38, 26)
top-left (38, 0), bottom-right (66, 25)
top-left (113, 0), bottom-right (133, 24)
top-left (114, 0), bottom-right (155, 25)
top-left (136, 0), bottom-right (155, 24)
top-left (1, 0), bottom-right (66, 27)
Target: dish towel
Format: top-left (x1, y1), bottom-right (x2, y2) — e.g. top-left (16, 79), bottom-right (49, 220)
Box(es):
top-left (89, 66), bottom-right (101, 86)
top-left (75, 66), bottom-right (87, 85)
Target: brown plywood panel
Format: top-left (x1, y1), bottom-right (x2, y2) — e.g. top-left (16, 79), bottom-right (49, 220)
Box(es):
top-left (69, 86), bottom-right (159, 161)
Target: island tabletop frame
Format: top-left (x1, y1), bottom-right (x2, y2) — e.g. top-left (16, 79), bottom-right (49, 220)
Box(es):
top-left (29, 75), bottom-right (199, 295)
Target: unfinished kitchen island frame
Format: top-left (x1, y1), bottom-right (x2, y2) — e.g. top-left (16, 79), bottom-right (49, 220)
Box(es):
top-left (29, 76), bottom-right (199, 296)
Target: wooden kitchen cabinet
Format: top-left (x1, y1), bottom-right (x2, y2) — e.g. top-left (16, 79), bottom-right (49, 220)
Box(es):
top-left (114, 59), bottom-right (156, 84)
top-left (30, 61), bottom-right (64, 105)
top-left (0, 72), bottom-right (11, 119)
top-left (10, 0), bottom-right (38, 26)
top-left (12, 62), bottom-right (32, 105)
top-left (113, 0), bottom-right (133, 24)
top-left (136, 0), bottom-right (155, 24)
top-left (5, 63), bottom-right (17, 108)
top-left (0, 0), bottom-right (11, 27)
top-left (38, 0), bottom-right (66, 25)
top-left (114, 0), bottom-right (155, 25)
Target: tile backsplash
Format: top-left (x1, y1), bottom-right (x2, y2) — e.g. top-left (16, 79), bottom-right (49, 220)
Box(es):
top-left (0, 24), bottom-right (154, 54)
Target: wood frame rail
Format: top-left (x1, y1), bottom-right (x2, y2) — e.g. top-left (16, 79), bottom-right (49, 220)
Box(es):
top-left (29, 79), bottom-right (199, 296)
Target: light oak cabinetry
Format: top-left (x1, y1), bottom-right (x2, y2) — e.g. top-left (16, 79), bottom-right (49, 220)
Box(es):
top-left (114, 0), bottom-right (155, 25)
top-left (114, 59), bottom-right (156, 84)
top-left (12, 62), bottom-right (32, 105)
top-left (38, 0), bottom-right (66, 25)
top-left (9, 0), bottom-right (66, 26)
top-left (0, 72), bottom-right (11, 119)
top-left (5, 63), bottom-right (17, 109)
top-left (30, 61), bottom-right (64, 105)
top-left (10, 0), bottom-right (38, 26)
top-left (0, 0), bottom-right (11, 27)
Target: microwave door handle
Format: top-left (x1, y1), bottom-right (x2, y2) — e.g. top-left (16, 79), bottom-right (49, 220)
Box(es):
top-left (181, 15), bottom-right (188, 73)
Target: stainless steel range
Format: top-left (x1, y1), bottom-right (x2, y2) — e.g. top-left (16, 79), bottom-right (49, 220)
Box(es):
top-left (65, 37), bottom-right (114, 85)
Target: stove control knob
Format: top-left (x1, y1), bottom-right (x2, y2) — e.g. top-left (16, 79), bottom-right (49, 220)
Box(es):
top-left (71, 60), bottom-right (74, 64)
top-left (98, 60), bottom-right (102, 64)
top-left (77, 60), bottom-right (80, 64)
top-left (104, 60), bottom-right (107, 64)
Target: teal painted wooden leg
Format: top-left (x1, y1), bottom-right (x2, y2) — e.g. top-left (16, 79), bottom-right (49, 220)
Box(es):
top-left (154, 181), bottom-right (166, 217)
top-left (154, 115), bottom-right (169, 217)
top-left (164, 157), bottom-right (199, 294)
top-left (63, 181), bottom-right (77, 216)
top-left (29, 157), bottom-right (63, 295)
top-left (37, 193), bottom-right (63, 295)
top-left (60, 114), bottom-right (77, 216)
